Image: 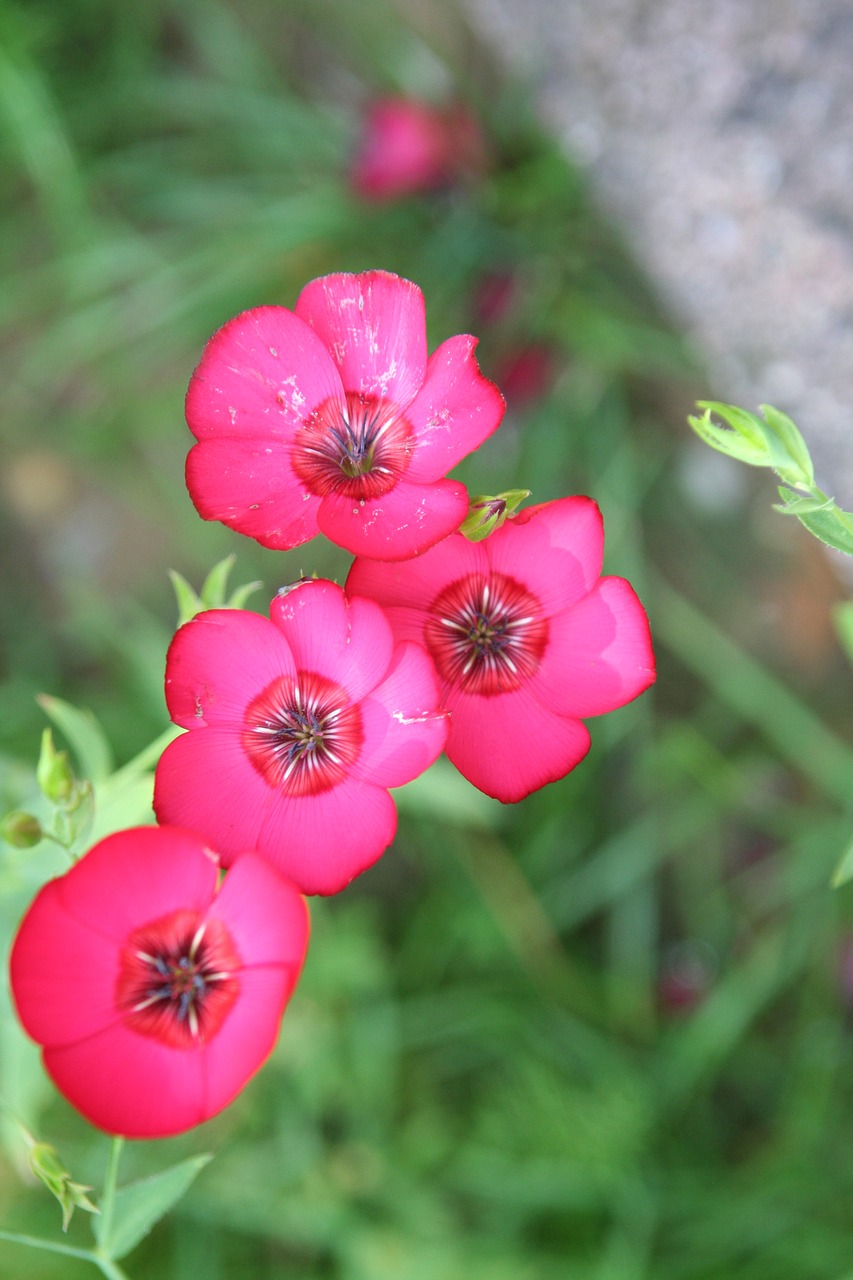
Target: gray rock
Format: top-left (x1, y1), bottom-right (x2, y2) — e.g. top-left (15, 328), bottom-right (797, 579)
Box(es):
top-left (466, 0), bottom-right (853, 503)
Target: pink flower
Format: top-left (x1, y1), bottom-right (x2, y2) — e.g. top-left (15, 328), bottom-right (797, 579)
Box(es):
top-left (347, 496), bottom-right (656, 802)
top-left (350, 98), bottom-right (485, 200)
top-left (185, 270), bottom-right (505, 561)
top-left (9, 826), bottom-right (309, 1139)
top-left (153, 578), bottom-right (448, 895)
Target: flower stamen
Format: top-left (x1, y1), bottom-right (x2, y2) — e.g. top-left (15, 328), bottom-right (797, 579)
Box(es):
top-left (425, 572), bottom-right (548, 695)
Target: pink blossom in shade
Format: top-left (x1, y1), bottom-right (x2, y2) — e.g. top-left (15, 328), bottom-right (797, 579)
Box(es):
top-left (184, 270), bottom-right (505, 561)
top-left (347, 496), bottom-right (656, 803)
top-left (350, 98), bottom-right (485, 201)
top-left (9, 826), bottom-right (309, 1139)
top-left (153, 578), bottom-right (449, 896)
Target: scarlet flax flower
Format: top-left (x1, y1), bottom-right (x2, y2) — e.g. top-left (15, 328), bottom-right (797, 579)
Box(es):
top-left (10, 826), bottom-right (309, 1138)
top-left (185, 270), bottom-right (504, 560)
top-left (153, 578), bottom-right (448, 895)
top-left (347, 496), bottom-right (656, 801)
top-left (350, 97), bottom-right (485, 200)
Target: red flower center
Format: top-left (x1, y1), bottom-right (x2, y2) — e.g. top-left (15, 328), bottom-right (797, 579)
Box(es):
top-left (116, 909), bottom-right (240, 1048)
top-left (292, 391), bottom-right (413, 500)
top-left (242, 670), bottom-right (363, 797)
top-left (425, 572), bottom-right (548, 696)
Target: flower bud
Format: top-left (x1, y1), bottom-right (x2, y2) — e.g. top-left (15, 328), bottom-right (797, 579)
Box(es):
top-left (1, 811), bottom-right (42, 848)
top-left (36, 729), bottom-right (75, 804)
top-left (30, 1141), bottom-right (98, 1232)
top-left (460, 489), bottom-right (531, 542)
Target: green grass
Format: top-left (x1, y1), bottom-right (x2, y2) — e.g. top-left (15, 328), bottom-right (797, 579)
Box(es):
top-left (3, 2), bottom-right (853, 1278)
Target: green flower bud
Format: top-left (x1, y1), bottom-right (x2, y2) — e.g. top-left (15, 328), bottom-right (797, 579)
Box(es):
top-left (1, 810), bottom-right (42, 848)
top-left (36, 729), bottom-right (75, 804)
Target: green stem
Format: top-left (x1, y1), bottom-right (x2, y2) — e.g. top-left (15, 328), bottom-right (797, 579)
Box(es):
top-left (98, 1135), bottom-right (124, 1247)
top-left (0, 1228), bottom-right (97, 1261)
top-left (93, 1252), bottom-right (133, 1280)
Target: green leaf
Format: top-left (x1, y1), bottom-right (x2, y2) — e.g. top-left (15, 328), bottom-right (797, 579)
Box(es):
top-left (36, 696), bottom-right (113, 783)
top-left (832, 833), bottom-right (853, 888)
top-left (168, 569), bottom-right (205, 628)
top-left (94, 1154), bottom-right (212, 1260)
top-left (760, 403), bottom-right (815, 486)
top-left (789, 502), bottom-right (853, 556)
top-left (200, 555), bottom-right (235, 608)
top-left (226, 578), bottom-right (263, 610)
top-left (774, 486), bottom-right (833, 516)
top-left (689, 402), bottom-right (815, 487)
top-left (689, 403), bottom-right (773, 467)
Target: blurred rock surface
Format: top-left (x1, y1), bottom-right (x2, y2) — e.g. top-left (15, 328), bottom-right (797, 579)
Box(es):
top-left (465, 0), bottom-right (853, 503)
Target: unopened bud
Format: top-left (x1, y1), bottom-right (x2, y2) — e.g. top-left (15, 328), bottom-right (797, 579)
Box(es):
top-left (36, 729), bottom-right (75, 804)
top-left (1, 811), bottom-right (42, 848)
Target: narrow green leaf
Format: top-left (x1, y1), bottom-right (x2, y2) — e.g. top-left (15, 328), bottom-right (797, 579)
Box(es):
top-left (37, 696), bottom-right (113, 784)
top-left (200, 555), bottom-right (236, 609)
top-left (760, 403), bottom-right (815, 486)
top-left (168, 570), bottom-right (205, 628)
top-left (225, 579), bottom-right (263, 610)
top-left (687, 406), bottom-right (771, 467)
top-left (774, 486), bottom-right (833, 516)
top-left (793, 506), bottom-right (853, 556)
top-left (832, 833), bottom-right (853, 888)
top-left (94, 1154), bottom-right (212, 1260)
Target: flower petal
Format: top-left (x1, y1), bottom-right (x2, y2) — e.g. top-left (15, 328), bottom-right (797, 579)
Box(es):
top-left (444, 683), bottom-right (591, 802)
top-left (257, 778), bottom-right (398, 896)
top-left (153, 730), bottom-right (275, 865)
top-left (270, 579), bottom-right (394, 701)
top-left (165, 608), bottom-right (296, 730)
top-left (43, 1022), bottom-right (208, 1138)
top-left (295, 271), bottom-right (427, 406)
top-left (353, 642), bottom-right (448, 788)
top-left (209, 854), bottom-right (310, 972)
top-left (186, 438), bottom-right (321, 551)
top-left (10, 880), bottom-right (121, 1046)
top-left (57, 828), bottom-right (219, 943)
top-left (317, 477), bottom-right (469, 560)
top-left (186, 305), bottom-right (343, 441)
top-left (532, 577), bottom-right (656, 718)
top-left (347, 533), bottom-right (486, 644)
top-left (404, 336), bottom-right (505, 482)
top-left (198, 964), bottom-right (295, 1125)
top-left (486, 497), bottom-right (605, 618)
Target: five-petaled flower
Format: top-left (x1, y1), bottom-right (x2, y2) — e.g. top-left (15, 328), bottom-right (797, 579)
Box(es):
top-left (153, 578), bottom-right (448, 895)
top-left (184, 270), bottom-right (505, 561)
top-left (347, 496), bottom-right (656, 802)
top-left (9, 826), bottom-right (309, 1138)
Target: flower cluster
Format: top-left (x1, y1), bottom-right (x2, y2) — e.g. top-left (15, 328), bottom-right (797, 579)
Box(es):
top-left (10, 269), bottom-right (654, 1140)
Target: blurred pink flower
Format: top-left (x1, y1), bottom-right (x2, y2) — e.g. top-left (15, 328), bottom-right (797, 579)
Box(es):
top-left (494, 344), bottom-right (557, 410)
top-left (10, 826), bottom-right (309, 1138)
top-left (471, 272), bottom-right (558, 409)
top-left (350, 97), bottom-right (484, 200)
top-left (185, 270), bottom-right (504, 561)
top-left (348, 496), bottom-right (655, 802)
top-left (154, 579), bottom-right (448, 895)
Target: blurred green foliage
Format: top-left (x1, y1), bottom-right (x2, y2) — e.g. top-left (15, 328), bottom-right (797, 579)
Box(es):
top-left (3, 1), bottom-right (853, 1278)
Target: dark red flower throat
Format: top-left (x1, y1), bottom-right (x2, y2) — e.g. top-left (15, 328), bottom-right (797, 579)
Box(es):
top-left (425, 572), bottom-right (548, 695)
top-left (293, 391), bottom-right (413, 500)
top-left (117, 909), bottom-right (239, 1048)
top-left (242, 670), bottom-right (363, 797)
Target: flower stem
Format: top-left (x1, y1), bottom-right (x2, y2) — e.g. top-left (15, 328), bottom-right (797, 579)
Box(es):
top-left (0, 1228), bottom-right (95, 1260)
top-left (98, 1135), bottom-right (124, 1247)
